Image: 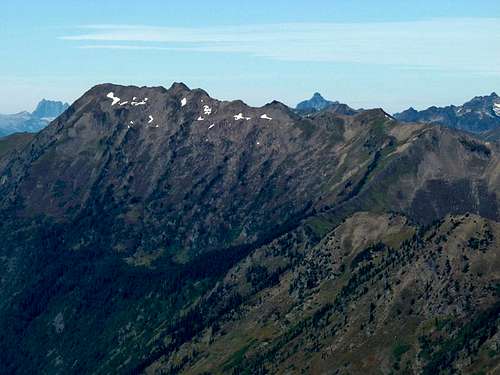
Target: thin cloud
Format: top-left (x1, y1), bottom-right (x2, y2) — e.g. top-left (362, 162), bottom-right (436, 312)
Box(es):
top-left (78, 45), bottom-right (178, 50)
top-left (61, 19), bottom-right (500, 72)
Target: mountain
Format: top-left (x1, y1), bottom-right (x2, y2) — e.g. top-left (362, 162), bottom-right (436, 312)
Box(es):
top-left (295, 92), bottom-right (357, 115)
top-left (0, 83), bottom-right (499, 374)
top-left (31, 99), bottom-right (70, 120)
top-left (296, 92), bottom-right (337, 112)
top-left (394, 92), bottom-right (500, 134)
top-left (0, 99), bottom-right (69, 137)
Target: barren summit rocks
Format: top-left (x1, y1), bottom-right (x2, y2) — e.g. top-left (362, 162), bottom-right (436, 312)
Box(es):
top-left (0, 83), bottom-right (499, 374)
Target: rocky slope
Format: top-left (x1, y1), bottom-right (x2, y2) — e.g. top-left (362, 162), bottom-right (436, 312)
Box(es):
top-left (151, 212), bottom-right (500, 374)
top-left (0, 99), bottom-right (69, 137)
top-left (394, 93), bottom-right (500, 135)
top-left (0, 83), bottom-right (498, 374)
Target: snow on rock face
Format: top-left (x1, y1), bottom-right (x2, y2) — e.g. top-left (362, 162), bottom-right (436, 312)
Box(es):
top-left (234, 113), bottom-right (251, 121)
top-left (260, 114), bottom-right (272, 120)
top-left (494, 103), bottom-right (500, 116)
top-left (208, 123), bottom-right (215, 129)
top-left (131, 98), bottom-right (147, 106)
top-left (181, 98), bottom-right (187, 107)
top-left (148, 115), bottom-right (154, 124)
top-left (203, 105), bottom-right (212, 115)
top-left (197, 116), bottom-right (204, 121)
top-left (106, 92), bottom-right (120, 106)
top-left (119, 101), bottom-right (128, 106)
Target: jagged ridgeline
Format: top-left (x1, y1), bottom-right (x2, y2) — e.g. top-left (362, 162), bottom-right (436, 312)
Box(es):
top-left (0, 99), bottom-right (69, 137)
top-left (0, 83), bottom-right (499, 374)
top-left (394, 92), bottom-right (500, 135)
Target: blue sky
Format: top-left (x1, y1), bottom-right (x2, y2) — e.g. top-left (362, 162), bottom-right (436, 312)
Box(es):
top-left (1, 1), bottom-right (499, 113)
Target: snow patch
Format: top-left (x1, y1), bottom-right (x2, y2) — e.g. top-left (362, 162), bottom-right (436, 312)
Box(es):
top-left (106, 92), bottom-right (120, 106)
top-left (131, 99), bottom-right (147, 106)
top-left (181, 98), bottom-right (187, 107)
top-left (234, 113), bottom-right (251, 121)
top-left (197, 116), bottom-right (204, 121)
top-left (119, 101), bottom-right (128, 106)
top-left (260, 114), bottom-right (272, 120)
top-left (208, 123), bottom-right (215, 129)
top-left (148, 115), bottom-right (154, 124)
top-left (203, 105), bottom-right (212, 115)
top-left (494, 103), bottom-right (500, 116)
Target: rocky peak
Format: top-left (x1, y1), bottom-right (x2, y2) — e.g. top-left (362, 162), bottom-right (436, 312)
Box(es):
top-left (32, 99), bottom-right (69, 119)
top-left (296, 92), bottom-right (340, 113)
top-left (168, 81), bottom-right (191, 95)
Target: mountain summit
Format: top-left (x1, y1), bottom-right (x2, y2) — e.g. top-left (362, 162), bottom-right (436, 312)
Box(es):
top-left (0, 83), bottom-right (499, 374)
top-left (296, 92), bottom-right (357, 115)
top-left (296, 92), bottom-right (338, 112)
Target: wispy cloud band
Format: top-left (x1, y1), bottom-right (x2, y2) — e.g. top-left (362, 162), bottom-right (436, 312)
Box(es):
top-left (61, 19), bottom-right (500, 72)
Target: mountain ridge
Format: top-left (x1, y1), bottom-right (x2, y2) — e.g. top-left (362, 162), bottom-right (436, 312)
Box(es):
top-left (0, 83), bottom-right (499, 374)
top-left (394, 92), bottom-right (500, 135)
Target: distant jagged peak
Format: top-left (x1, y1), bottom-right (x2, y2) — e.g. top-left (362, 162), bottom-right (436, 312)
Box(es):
top-left (32, 99), bottom-right (69, 119)
top-left (310, 92), bottom-right (330, 101)
top-left (296, 92), bottom-right (339, 113)
top-left (294, 92), bottom-right (360, 117)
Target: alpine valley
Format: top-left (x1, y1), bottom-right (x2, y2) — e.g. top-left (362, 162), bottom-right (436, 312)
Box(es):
top-left (0, 83), bottom-right (499, 375)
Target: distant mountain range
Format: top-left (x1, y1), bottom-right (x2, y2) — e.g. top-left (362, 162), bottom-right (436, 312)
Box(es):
top-left (394, 92), bottom-right (500, 135)
top-left (295, 92), bottom-right (500, 140)
top-left (0, 99), bottom-right (69, 137)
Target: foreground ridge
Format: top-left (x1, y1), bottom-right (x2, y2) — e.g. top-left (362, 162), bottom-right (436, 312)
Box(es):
top-left (0, 83), bottom-right (498, 374)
